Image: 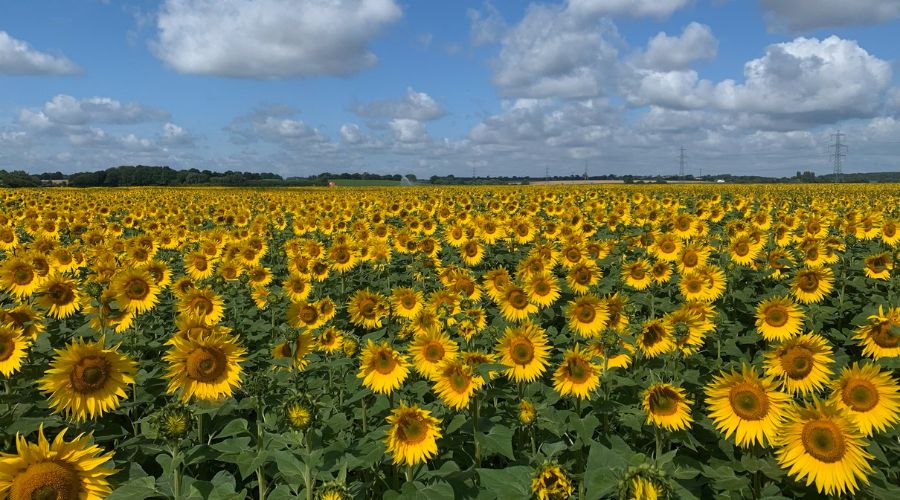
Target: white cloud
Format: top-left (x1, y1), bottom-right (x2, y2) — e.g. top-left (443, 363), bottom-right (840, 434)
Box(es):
top-left (468, 1), bottom-right (506, 46)
top-left (351, 87), bottom-right (446, 121)
top-left (389, 118), bottom-right (428, 143)
top-left (37, 95), bottom-right (167, 125)
top-left (153, 0), bottom-right (402, 78)
top-left (226, 105), bottom-right (329, 146)
top-left (640, 23), bottom-right (718, 71)
top-left (567, 0), bottom-right (690, 19)
top-left (624, 69), bottom-right (712, 109)
top-left (761, 0), bottom-right (900, 31)
top-left (491, 4), bottom-right (620, 98)
top-left (0, 31), bottom-right (81, 75)
top-left (339, 123), bottom-right (364, 143)
top-left (712, 36), bottom-right (892, 123)
top-left (160, 122), bottom-right (195, 146)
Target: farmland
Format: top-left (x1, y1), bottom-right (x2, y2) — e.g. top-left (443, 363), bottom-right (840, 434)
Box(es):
top-left (0, 184), bottom-right (898, 499)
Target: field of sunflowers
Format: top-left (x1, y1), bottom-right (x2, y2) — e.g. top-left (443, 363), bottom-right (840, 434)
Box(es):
top-left (0, 184), bottom-right (898, 500)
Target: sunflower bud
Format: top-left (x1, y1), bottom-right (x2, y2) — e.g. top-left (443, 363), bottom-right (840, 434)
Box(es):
top-left (282, 397), bottom-right (313, 432)
top-left (153, 404), bottom-right (194, 442)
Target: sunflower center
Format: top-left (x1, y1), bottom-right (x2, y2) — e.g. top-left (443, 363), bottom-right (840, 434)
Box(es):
top-left (299, 306), bottom-right (318, 324)
top-left (649, 388), bottom-right (680, 416)
top-left (533, 280), bottom-right (550, 295)
top-left (630, 267), bottom-right (646, 280)
top-left (463, 242), bottom-right (478, 257)
top-left (9, 461), bottom-right (80, 500)
top-left (797, 272), bottom-right (819, 292)
top-left (47, 284), bottom-right (75, 305)
top-left (448, 369), bottom-right (471, 392)
top-left (125, 279), bottom-right (149, 300)
top-left (660, 241), bottom-right (675, 253)
top-left (13, 266), bottom-right (34, 285)
top-left (867, 258), bottom-right (887, 273)
top-left (334, 249), bottom-right (350, 264)
top-left (780, 347), bottom-right (814, 379)
top-left (573, 269), bottom-right (591, 285)
top-left (373, 350), bottom-right (397, 374)
top-left (359, 299), bottom-right (377, 319)
top-left (565, 248), bottom-right (581, 262)
top-left (509, 339), bottom-right (534, 365)
top-left (398, 416), bottom-right (428, 444)
top-left (423, 343), bottom-right (444, 362)
top-left (400, 295), bottom-right (416, 309)
top-left (734, 242), bottom-right (749, 256)
top-left (576, 304), bottom-right (595, 324)
top-left (728, 383), bottom-right (769, 421)
top-left (192, 297), bottom-right (214, 316)
top-left (842, 379), bottom-right (879, 412)
top-left (186, 346), bottom-right (227, 383)
top-left (69, 355), bottom-right (111, 393)
top-left (0, 336), bottom-right (14, 361)
top-left (682, 252), bottom-right (698, 267)
top-left (871, 322), bottom-right (899, 348)
top-left (508, 290), bottom-right (528, 309)
top-left (643, 324), bottom-right (663, 346)
top-left (765, 306), bottom-right (789, 327)
top-left (567, 358), bottom-right (591, 384)
top-left (685, 279), bottom-right (702, 293)
top-left (801, 420), bottom-right (846, 463)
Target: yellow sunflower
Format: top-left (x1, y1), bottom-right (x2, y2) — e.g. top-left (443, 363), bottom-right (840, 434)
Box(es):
top-left (552, 344), bottom-right (601, 400)
top-left (0, 325), bottom-right (30, 377)
top-left (0, 256), bottom-right (41, 298)
top-left (763, 333), bottom-right (833, 395)
top-left (409, 331), bottom-right (458, 380)
top-left (530, 463), bottom-right (574, 500)
top-left (0, 425), bottom-right (115, 500)
top-left (35, 274), bottom-right (81, 320)
top-left (287, 301), bottom-right (326, 330)
top-left (433, 357), bottom-right (484, 410)
top-left (496, 284), bottom-right (538, 322)
top-left (0, 304), bottom-right (44, 340)
top-left (348, 290), bottom-right (389, 329)
top-left (603, 292), bottom-right (629, 333)
top-left (272, 332), bottom-right (315, 371)
top-left (853, 305), bottom-right (900, 359)
top-left (621, 259), bottom-right (653, 290)
top-left (177, 288), bottom-right (225, 326)
top-left (163, 331), bottom-right (246, 402)
top-left (642, 383), bottom-right (693, 431)
top-left (357, 340), bottom-right (409, 394)
top-left (384, 403), bottom-right (441, 466)
top-left (790, 266), bottom-right (834, 304)
top-left (283, 274), bottom-right (312, 302)
top-left (110, 268), bottom-right (160, 314)
top-left (38, 338), bottom-right (136, 422)
top-left (391, 287), bottom-right (424, 320)
top-left (566, 261), bottom-right (600, 295)
top-left (775, 400), bottom-right (873, 496)
top-left (524, 273), bottom-right (561, 308)
top-left (755, 296), bottom-right (804, 341)
top-left (495, 322), bottom-right (550, 383)
top-left (566, 294), bottom-right (609, 337)
top-left (828, 362), bottom-right (900, 436)
top-left (705, 364), bottom-right (790, 447)
top-left (636, 319), bottom-right (675, 358)
top-left (316, 327), bottom-right (345, 354)
top-left (863, 252), bottom-right (893, 280)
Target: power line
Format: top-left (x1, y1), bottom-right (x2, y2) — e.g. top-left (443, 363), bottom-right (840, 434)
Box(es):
top-left (678, 146), bottom-right (686, 178)
top-left (830, 130), bottom-right (847, 183)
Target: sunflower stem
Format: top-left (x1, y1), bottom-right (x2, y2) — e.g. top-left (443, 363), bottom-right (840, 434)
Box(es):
top-left (361, 395), bottom-right (368, 434)
top-left (471, 396), bottom-right (481, 468)
top-left (256, 400), bottom-right (267, 500)
top-left (654, 425), bottom-right (663, 460)
top-left (171, 446), bottom-right (183, 500)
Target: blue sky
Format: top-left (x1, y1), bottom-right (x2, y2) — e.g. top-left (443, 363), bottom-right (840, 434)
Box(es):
top-left (2, 0), bottom-right (899, 178)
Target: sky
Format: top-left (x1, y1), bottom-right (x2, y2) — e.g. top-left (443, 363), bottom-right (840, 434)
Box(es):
top-left (1, 0), bottom-right (900, 178)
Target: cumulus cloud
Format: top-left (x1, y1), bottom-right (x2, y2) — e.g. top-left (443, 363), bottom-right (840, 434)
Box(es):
top-left (153, 0), bottom-right (402, 78)
top-left (29, 95), bottom-right (168, 126)
top-left (761, 0), bottom-right (900, 31)
top-left (468, 1), bottom-right (506, 46)
top-left (491, 4), bottom-right (620, 98)
top-left (351, 87), bottom-right (446, 121)
top-left (226, 105), bottom-right (329, 146)
top-left (640, 23), bottom-right (718, 71)
top-left (712, 36), bottom-right (892, 124)
top-left (567, 0), bottom-right (690, 19)
top-left (389, 118), bottom-right (428, 143)
top-left (624, 69), bottom-right (713, 109)
top-left (0, 31), bottom-right (82, 75)
top-left (160, 122), bottom-right (195, 146)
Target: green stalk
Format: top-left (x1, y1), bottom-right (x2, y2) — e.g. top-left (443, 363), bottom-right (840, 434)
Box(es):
top-left (654, 425), bottom-right (663, 461)
top-left (361, 395), bottom-right (368, 434)
top-left (256, 401), bottom-right (267, 500)
top-left (171, 446), bottom-right (182, 500)
top-left (471, 396), bottom-right (481, 468)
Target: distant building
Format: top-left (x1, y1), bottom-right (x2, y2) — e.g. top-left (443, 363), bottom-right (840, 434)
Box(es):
top-left (716, 179), bottom-right (725, 183)
top-left (41, 179), bottom-right (69, 187)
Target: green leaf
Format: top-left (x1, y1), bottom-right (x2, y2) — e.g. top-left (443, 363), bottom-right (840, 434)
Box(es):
top-left (477, 466), bottom-right (532, 500)
top-left (585, 443), bottom-right (628, 499)
top-left (476, 424), bottom-right (515, 460)
top-left (106, 476), bottom-right (158, 500)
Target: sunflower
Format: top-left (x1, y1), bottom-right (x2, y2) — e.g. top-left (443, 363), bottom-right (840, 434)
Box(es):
top-left (348, 290), bottom-right (389, 329)
top-left (357, 340), bottom-right (409, 394)
top-left (38, 338), bottom-right (136, 422)
top-left (483, 267), bottom-right (512, 301)
top-left (0, 256), bottom-right (41, 298)
top-left (530, 463), bottom-right (574, 500)
top-left (391, 287), bottom-right (424, 320)
top-left (0, 425), bottom-right (115, 500)
top-left (163, 330), bottom-right (246, 402)
top-left (705, 364), bottom-right (790, 447)
top-left (728, 234), bottom-right (761, 266)
top-left (316, 327), bottom-right (345, 354)
top-left (495, 284), bottom-right (538, 322)
top-left (775, 400), bottom-right (873, 496)
top-left (177, 288), bottom-right (225, 326)
top-left (863, 252), bottom-right (893, 280)
top-left (0, 304), bottom-right (44, 341)
top-left (141, 260), bottom-right (172, 288)
top-left (110, 268), bottom-right (160, 314)
top-left (790, 266), bottom-right (834, 304)
top-left (636, 319), bottom-right (675, 358)
top-left (764, 333), bottom-right (833, 396)
top-left (853, 305), bottom-right (900, 359)
top-left (566, 295), bottom-right (609, 338)
top-left (552, 344), bottom-right (601, 400)
top-left (33, 274), bottom-right (81, 320)
top-left (524, 273), bottom-right (561, 308)
top-left (603, 293), bottom-right (629, 333)
top-left (287, 301), bottom-right (326, 330)
top-left (650, 260), bottom-right (672, 284)
top-left (650, 233), bottom-right (682, 262)
top-left (566, 261), bottom-right (600, 295)
top-left (828, 362), bottom-right (900, 436)
top-left (643, 383), bottom-right (693, 431)
top-left (518, 400), bottom-right (536, 425)
top-left (460, 239), bottom-right (484, 266)
top-left (384, 403), bottom-right (441, 466)
top-left (496, 322), bottom-right (550, 383)
top-left (283, 274), bottom-right (312, 302)
top-left (282, 398), bottom-right (313, 431)
top-left (272, 332), bottom-right (315, 371)
top-left (0, 325), bottom-right (30, 377)
top-left (621, 259), bottom-right (653, 290)
top-left (246, 265), bottom-right (272, 287)
top-left (755, 296), bottom-right (804, 341)
top-left (184, 251), bottom-right (215, 280)
top-left (433, 357), bottom-right (484, 410)
top-left (678, 270), bottom-right (709, 302)
top-left (409, 331), bottom-right (458, 380)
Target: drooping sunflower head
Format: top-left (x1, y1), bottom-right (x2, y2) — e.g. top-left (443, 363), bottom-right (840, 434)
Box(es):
top-left (853, 305), bottom-right (900, 359)
top-left (316, 327), bottom-right (345, 354)
top-left (828, 362), bottom-right (900, 437)
top-left (704, 363), bottom-right (791, 448)
top-left (763, 332), bottom-right (833, 396)
top-left (642, 383), bottom-right (693, 432)
top-left (163, 331), bottom-right (246, 402)
top-left (755, 296), bottom-right (804, 341)
top-left (0, 425), bottom-right (115, 500)
top-left (530, 463), bottom-right (575, 500)
top-left (357, 340), bottom-right (409, 395)
top-left (384, 403), bottom-right (442, 466)
top-left (38, 337), bottom-right (137, 422)
top-left (496, 322), bottom-right (550, 383)
top-left (775, 399), bottom-right (874, 496)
